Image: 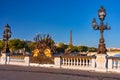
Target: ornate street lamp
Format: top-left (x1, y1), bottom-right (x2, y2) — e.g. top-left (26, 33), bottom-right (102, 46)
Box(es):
top-left (92, 6), bottom-right (110, 54)
top-left (3, 24), bottom-right (12, 53)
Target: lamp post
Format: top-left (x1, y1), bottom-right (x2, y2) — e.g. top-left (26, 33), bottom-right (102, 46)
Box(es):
top-left (92, 6), bottom-right (110, 54)
top-left (3, 24), bottom-right (12, 53)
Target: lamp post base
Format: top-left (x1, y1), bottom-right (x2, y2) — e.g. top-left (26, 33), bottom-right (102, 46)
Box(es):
top-left (95, 54), bottom-right (108, 71)
top-left (1, 53), bottom-right (10, 64)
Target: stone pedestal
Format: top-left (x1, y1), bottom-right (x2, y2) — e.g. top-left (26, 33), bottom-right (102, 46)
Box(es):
top-left (95, 54), bottom-right (107, 71)
top-left (91, 58), bottom-right (96, 70)
top-left (1, 53), bottom-right (8, 64)
top-left (107, 58), bottom-right (112, 72)
top-left (1, 53), bottom-right (10, 64)
top-left (54, 56), bottom-right (61, 68)
top-left (25, 56), bottom-right (30, 66)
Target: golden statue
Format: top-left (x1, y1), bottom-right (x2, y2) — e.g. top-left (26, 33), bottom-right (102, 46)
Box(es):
top-left (33, 49), bottom-right (39, 57)
top-left (44, 49), bottom-right (52, 57)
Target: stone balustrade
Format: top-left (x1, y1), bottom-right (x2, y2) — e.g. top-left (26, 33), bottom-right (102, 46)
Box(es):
top-left (62, 56), bottom-right (93, 66)
top-left (1, 53), bottom-right (120, 73)
top-left (8, 55), bottom-right (30, 66)
top-left (54, 55), bottom-right (96, 70)
top-left (54, 55), bottom-right (120, 73)
top-left (108, 57), bottom-right (120, 72)
top-left (0, 54), bottom-right (30, 66)
top-left (9, 55), bottom-right (25, 62)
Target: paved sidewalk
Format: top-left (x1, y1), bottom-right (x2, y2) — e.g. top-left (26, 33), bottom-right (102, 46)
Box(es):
top-left (0, 65), bottom-right (120, 80)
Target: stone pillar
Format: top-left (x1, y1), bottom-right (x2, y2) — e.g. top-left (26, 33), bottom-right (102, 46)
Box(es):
top-left (1, 53), bottom-right (9, 64)
top-left (70, 58), bottom-right (72, 66)
top-left (91, 58), bottom-right (96, 70)
top-left (118, 60), bottom-right (120, 73)
top-left (24, 56), bottom-right (30, 66)
top-left (83, 58), bottom-right (85, 67)
top-left (95, 54), bottom-right (107, 72)
top-left (54, 56), bottom-right (61, 68)
top-left (7, 56), bottom-right (10, 64)
top-left (68, 58), bottom-right (70, 66)
top-left (107, 58), bottom-right (112, 72)
top-left (79, 58), bottom-right (81, 66)
top-left (86, 59), bottom-right (88, 67)
top-left (74, 58), bottom-right (76, 66)
top-left (118, 60), bottom-right (120, 69)
top-left (62, 58), bottom-right (64, 65)
top-left (77, 58), bottom-right (79, 66)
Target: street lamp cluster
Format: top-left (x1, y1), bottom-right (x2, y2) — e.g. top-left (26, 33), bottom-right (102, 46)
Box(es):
top-left (3, 24), bottom-right (12, 53)
top-left (92, 6), bottom-right (110, 54)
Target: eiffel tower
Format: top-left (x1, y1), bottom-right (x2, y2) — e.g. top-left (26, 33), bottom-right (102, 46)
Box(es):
top-left (69, 29), bottom-right (73, 45)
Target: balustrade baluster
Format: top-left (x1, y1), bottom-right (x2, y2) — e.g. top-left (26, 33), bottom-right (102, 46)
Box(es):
top-left (77, 58), bottom-right (79, 66)
top-left (65, 58), bottom-right (66, 65)
top-left (66, 58), bottom-right (67, 65)
top-left (68, 58), bottom-right (70, 66)
top-left (118, 59), bottom-right (120, 69)
top-left (86, 58), bottom-right (88, 67)
top-left (113, 59), bottom-right (116, 69)
top-left (82, 58), bottom-right (85, 67)
top-left (70, 58), bottom-right (72, 66)
top-left (79, 58), bottom-right (81, 66)
top-left (62, 58), bottom-right (64, 65)
top-left (74, 58), bottom-right (76, 66)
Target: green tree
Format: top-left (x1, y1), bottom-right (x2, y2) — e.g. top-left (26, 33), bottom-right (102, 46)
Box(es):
top-left (0, 40), bottom-right (4, 52)
top-left (70, 46), bottom-right (79, 52)
top-left (28, 42), bottom-right (37, 51)
top-left (64, 45), bottom-right (79, 54)
top-left (56, 42), bottom-right (68, 53)
top-left (78, 46), bottom-right (88, 52)
top-left (9, 38), bottom-right (30, 52)
top-left (88, 47), bottom-right (97, 52)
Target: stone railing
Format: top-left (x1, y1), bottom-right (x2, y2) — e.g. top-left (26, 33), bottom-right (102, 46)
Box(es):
top-left (1, 52), bottom-right (120, 73)
top-left (108, 57), bottom-right (120, 72)
top-left (9, 55), bottom-right (25, 62)
top-left (8, 55), bottom-right (30, 66)
top-left (54, 55), bottom-right (96, 70)
top-left (54, 54), bottom-right (120, 73)
top-left (0, 55), bottom-right (1, 64)
top-left (0, 53), bottom-right (30, 66)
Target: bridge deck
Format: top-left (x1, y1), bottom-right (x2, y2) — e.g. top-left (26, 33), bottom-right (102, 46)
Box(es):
top-left (0, 65), bottom-right (119, 80)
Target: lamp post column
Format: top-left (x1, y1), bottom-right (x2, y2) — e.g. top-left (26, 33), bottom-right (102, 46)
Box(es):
top-left (92, 6), bottom-right (110, 71)
top-left (1, 24), bottom-right (12, 64)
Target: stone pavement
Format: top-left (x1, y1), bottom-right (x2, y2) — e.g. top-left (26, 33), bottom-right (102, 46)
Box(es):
top-left (0, 65), bottom-right (120, 80)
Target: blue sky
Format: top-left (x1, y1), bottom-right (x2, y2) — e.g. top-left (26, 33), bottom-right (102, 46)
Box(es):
top-left (0, 0), bottom-right (120, 48)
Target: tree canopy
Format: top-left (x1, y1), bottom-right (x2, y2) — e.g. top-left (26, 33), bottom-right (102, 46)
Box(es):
top-left (8, 38), bottom-right (30, 52)
top-left (56, 43), bottom-right (97, 53)
top-left (0, 38), bottom-right (97, 55)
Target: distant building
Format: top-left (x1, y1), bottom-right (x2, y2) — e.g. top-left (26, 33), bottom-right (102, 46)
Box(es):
top-left (23, 39), bottom-right (32, 44)
top-left (107, 48), bottom-right (120, 51)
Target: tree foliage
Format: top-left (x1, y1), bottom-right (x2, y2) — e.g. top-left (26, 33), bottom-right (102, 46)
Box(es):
top-left (28, 42), bottom-right (37, 51)
top-left (78, 46), bottom-right (88, 52)
top-left (0, 37), bottom-right (97, 56)
top-left (9, 38), bottom-right (30, 52)
top-left (56, 43), bottom-right (97, 53)
top-left (88, 47), bottom-right (97, 52)
top-left (56, 42), bottom-right (68, 53)
top-left (0, 40), bottom-right (4, 51)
